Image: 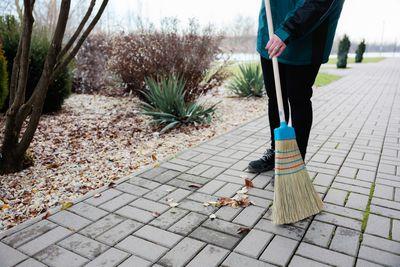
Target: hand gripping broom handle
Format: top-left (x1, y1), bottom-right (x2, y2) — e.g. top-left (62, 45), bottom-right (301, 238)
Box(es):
top-left (264, 0), bottom-right (285, 123)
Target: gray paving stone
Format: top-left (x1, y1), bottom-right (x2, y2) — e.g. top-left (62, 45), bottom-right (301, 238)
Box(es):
top-left (304, 221), bottom-right (335, 247)
top-left (330, 227), bottom-right (360, 256)
top-left (144, 184), bottom-right (176, 201)
top-left (190, 152), bottom-right (213, 163)
top-left (296, 242), bottom-right (355, 267)
top-left (158, 237), bottom-right (205, 267)
top-left (85, 248), bottom-right (129, 267)
top-left (96, 219), bottom-right (143, 246)
top-left (139, 167), bottom-right (168, 179)
top-left (323, 203), bottom-right (364, 220)
top-left (374, 184), bottom-right (394, 200)
top-left (346, 193), bottom-right (369, 210)
top-left (234, 229), bottom-right (273, 258)
top-left (48, 210), bottom-right (91, 231)
top-left (130, 198), bottom-right (170, 213)
top-left (134, 225), bottom-right (183, 248)
top-left (34, 245), bottom-right (89, 267)
top-left (202, 218), bottom-right (244, 237)
top-left (80, 213), bottom-right (125, 238)
top-left (85, 188), bottom-right (122, 206)
top-left (128, 176), bottom-right (161, 190)
top-left (19, 226), bottom-right (72, 256)
top-left (365, 214), bottom-right (391, 238)
top-left (0, 242), bottom-right (27, 267)
top-left (176, 173), bottom-right (210, 185)
top-left (233, 206), bottom-right (265, 227)
top-left (289, 256), bottom-right (330, 267)
top-left (255, 219), bottom-right (305, 240)
top-left (15, 258), bottom-right (47, 267)
top-left (160, 188), bottom-right (192, 204)
top-left (115, 205), bottom-right (154, 223)
top-left (187, 164), bottom-right (212, 176)
top-left (151, 169), bottom-right (181, 183)
top-left (187, 192), bottom-right (219, 203)
top-left (69, 202), bottom-right (109, 221)
top-left (116, 235), bottom-right (168, 262)
top-left (214, 206), bottom-right (243, 221)
top-left (358, 245), bottom-right (400, 266)
top-left (169, 212), bottom-right (207, 235)
top-left (248, 188), bottom-right (274, 200)
top-left (362, 233), bottom-right (400, 255)
top-left (370, 204), bottom-right (400, 220)
top-left (371, 197), bottom-right (400, 211)
top-left (187, 244), bottom-right (229, 267)
top-left (2, 220), bottom-right (56, 248)
top-left (190, 227), bottom-right (240, 250)
top-left (355, 259), bottom-right (383, 267)
top-left (200, 166), bottom-right (226, 179)
top-left (332, 182), bottom-right (370, 196)
top-left (179, 199), bottom-right (216, 215)
top-left (197, 180), bottom-right (226, 195)
top-left (99, 193), bottom-right (137, 212)
top-left (150, 208), bottom-right (189, 229)
top-left (118, 255), bottom-right (152, 267)
top-left (313, 173), bottom-right (335, 187)
top-left (324, 188), bottom-right (348, 206)
top-left (214, 183), bottom-right (243, 197)
top-left (315, 212), bottom-right (361, 231)
top-left (116, 182), bottom-right (150, 196)
top-left (161, 162), bottom-right (189, 172)
top-left (338, 166), bottom-right (358, 178)
top-left (356, 169), bottom-right (376, 182)
top-left (393, 219), bottom-right (400, 241)
top-left (260, 235), bottom-right (298, 266)
top-left (222, 252), bottom-right (274, 267)
top-left (58, 233), bottom-right (109, 259)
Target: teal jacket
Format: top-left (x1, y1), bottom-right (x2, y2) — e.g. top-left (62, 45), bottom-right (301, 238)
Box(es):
top-left (257, 0), bottom-right (345, 65)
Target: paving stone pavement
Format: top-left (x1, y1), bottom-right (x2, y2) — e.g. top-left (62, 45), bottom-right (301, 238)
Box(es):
top-left (1, 59), bottom-right (400, 266)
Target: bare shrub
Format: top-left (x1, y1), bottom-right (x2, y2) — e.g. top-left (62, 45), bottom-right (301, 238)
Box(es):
top-left (108, 19), bottom-right (225, 102)
top-left (73, 33), bottom-right (113, 94)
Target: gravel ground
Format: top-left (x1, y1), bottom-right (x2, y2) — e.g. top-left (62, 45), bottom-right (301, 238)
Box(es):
top-left (0, 89), bottom-right (267, 231)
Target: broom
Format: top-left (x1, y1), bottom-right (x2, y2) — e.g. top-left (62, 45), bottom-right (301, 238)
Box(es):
top-left (263, 0), bottom-right (323, 225)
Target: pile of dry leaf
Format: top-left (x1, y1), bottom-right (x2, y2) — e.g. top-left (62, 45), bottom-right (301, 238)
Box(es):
top-left (0, 91), bottom-right (266, 231)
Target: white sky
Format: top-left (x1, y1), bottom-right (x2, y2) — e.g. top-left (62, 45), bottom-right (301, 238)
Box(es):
top-left (109, 0), bottom-right (400, 43)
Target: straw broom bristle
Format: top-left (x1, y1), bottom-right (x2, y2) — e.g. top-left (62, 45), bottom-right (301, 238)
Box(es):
top-left (272, 139), bottom-right (323, 225)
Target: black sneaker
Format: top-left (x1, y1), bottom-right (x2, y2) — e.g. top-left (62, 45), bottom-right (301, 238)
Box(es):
top-left (247, 149), bottom-right (275, 173)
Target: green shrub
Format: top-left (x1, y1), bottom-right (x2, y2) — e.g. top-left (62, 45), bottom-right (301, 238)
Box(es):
top-left (0, 42), bottom-right (8, 110)
top-left (228, 63), bottom-right (264, 97)
top-left (141, 76), bottom-right (218, 133)
top-left (337, 35), bottom-right (351, 69)
top-left (0, 15), bottom-right (71, 113)
top-left (355, 39), bottom-right (366, 63)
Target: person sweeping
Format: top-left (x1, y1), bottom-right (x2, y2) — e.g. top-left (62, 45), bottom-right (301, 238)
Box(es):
top-left (248, 0), bottom-right (345, 224)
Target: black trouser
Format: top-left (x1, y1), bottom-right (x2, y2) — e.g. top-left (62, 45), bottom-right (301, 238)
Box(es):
top-left (260, 56), bottom-right (321, 160)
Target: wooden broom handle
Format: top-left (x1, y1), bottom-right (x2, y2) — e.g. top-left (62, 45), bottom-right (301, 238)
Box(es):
top-left (264, 0), bottom-right (285, 123)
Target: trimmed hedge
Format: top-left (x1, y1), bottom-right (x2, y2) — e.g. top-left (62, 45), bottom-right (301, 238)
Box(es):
top-left (0, 15), bottom-right (71, 113)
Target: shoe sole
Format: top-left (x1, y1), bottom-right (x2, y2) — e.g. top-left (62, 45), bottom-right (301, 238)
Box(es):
top-left (247, 164), bottom-right (274, 174)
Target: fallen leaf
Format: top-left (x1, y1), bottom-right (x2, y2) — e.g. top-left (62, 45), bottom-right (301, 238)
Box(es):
top-left (203, 202), bottom-right (210, 207)
top-left (209, 214), bottom-right (216, 220)
top-left (169, 202), bottom-right (180, 208)
top-left (152, 212), bottom-right (160, 217)
top-left (42, 211), bottom-right (51, 220)
top-left (61, 202), bottom-right (73, 210)
top-left (94, 193), bottom-right (102, 198)
top-left (166, 198), bottom-right (174, 202)
top-left (1, 204), bottom-right (10, 210)
top-left (237, 187), bottom-right (248, 194)
top-left (151, 153), bottom-right (158, 161)
top-left (108, 182), bottom-right (116, 188)
top-left (245, 179), bottom-right (254, 188)
top-left (237, 227), bottom-right (251, 234)
top-left (188, 184), bottom-right (202, 189)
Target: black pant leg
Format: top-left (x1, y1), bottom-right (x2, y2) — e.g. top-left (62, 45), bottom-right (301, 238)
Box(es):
top-left (284, 63), bottom-right (321, 159)
top-left (260, 56), bottom-right (290, 150)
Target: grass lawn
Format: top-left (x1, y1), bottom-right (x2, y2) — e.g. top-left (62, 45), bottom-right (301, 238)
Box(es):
top-left (326, 57), bottom-right (384, 65)
top-left (315, 72), bottom-right (341, 87)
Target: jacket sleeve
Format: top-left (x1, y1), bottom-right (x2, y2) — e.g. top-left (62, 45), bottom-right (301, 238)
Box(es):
top-left (275, 0), bottom-right (337, 44)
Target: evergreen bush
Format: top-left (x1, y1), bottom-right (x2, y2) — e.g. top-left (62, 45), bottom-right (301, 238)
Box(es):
top-left (337, 35), bottom-right (351, 69)
top-left (355, 39), bottom-right (366, 63)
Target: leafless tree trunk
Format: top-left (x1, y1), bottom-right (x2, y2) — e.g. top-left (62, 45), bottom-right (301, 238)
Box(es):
top-left (0, 0), bottom-right (109, 174)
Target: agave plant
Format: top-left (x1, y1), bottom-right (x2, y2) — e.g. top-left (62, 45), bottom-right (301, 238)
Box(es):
top-left (228, 63), bottom-right (264, 97)
top-left (141, 76), bottom-right (218, 133)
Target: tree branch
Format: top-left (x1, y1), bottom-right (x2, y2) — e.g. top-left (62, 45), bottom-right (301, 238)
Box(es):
top-left (54, 0), bottom-right (109, 74)
top-left (58, 0), bottom-right (96, 60)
